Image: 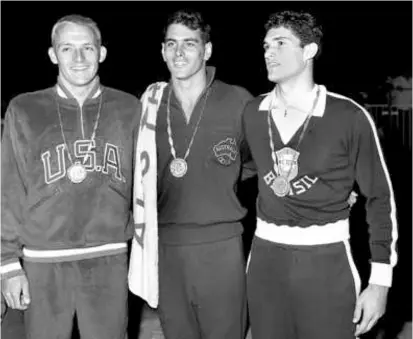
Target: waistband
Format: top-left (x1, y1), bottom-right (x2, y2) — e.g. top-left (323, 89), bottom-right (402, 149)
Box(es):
top-left (255, 218), bottom-right (350, 246)
top-left (159, 222), bottom-right (243, 245)
top-left (22, 243), bottom-right (127, 263)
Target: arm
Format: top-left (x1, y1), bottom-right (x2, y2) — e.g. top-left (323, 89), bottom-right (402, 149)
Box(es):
top-left (1, 106), bottom-right (31, 310)
top-left (353, 109), bottom-right (397, 285)
top-left (351, 107), bottom-right (397, 335)
top-left (1, 106), bottom-right (26, 279)
top-left (238, 89), bottom-right (257, 181)
top-left (239, 123), bottom-right (257, 181)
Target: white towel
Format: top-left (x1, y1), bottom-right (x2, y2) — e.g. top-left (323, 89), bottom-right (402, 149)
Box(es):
top-left (128, 82), bottom-right (167, 308)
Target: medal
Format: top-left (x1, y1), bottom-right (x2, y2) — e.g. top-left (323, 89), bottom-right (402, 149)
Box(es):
top-left (67, 162), bottom-right (87, 183)
top-left (266, 86), bottom-right (321, 198)
top-left (271, 175), bottom-right (290, 197)
top-left (55, 87), bottom-right (103, 184)
top-left (170, 158), bottom-right (188, 178)
top-left (166, 86), bottom-right (211, 179)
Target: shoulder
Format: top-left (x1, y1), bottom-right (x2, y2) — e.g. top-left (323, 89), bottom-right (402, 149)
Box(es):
top-left (9, 88), bottom-right (54, 110)
top-left (141, 82), bottom-right (168, 97)
top-left (7, 88), bottom-right (54, 121)
top-left (243, 93), bottom-right (269, 116)
top-left (325, 89), bottom-right (376, 131)
top-left (102, 87), bottom-right (140, 106)
top-left (212, 80), bottom-right (253, 103)
top-left (326, 90), bottom-right (371, 119)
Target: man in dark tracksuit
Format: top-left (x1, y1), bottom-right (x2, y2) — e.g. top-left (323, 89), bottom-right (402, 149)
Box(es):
top-left (1, 15), bottom-right (141, 339)
top-left (153, 9), bottom-right (254, 339)
top-left (243, 10), bottom-right (398, 339)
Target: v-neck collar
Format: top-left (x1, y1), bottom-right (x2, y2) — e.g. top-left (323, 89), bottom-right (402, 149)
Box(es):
top-left (268, 85), bottom-right (323, 146)
top-left (260, 84), bottom-right (327, 117)
top-left (168, 66), bottom-right (215, 127)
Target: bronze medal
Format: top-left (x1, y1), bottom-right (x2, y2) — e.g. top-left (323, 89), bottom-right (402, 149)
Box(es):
top-left (271, 175), bottom-right (290, 197)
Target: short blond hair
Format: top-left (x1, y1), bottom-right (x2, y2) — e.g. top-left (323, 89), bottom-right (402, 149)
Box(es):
top-left (51, 14), bottom-right (102, 47)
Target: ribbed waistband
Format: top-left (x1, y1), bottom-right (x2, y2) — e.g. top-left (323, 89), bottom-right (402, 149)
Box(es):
top-left (159, 222), bottom-right (243, 245)
top-left (22, 243), bottom-right (127, 263)
top-left (256, 218), bottom-right (350, 246)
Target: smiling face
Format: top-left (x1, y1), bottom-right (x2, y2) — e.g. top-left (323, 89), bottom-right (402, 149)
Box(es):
top-left (161, 23), bottom-right (211, 81)
top-left (48, 22), bottom-right (107, 90)
top-left (264, 26), bottom-right (311, 84)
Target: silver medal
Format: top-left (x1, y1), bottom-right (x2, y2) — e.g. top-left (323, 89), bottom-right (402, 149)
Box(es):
top-left (67, 162), bottom-right (87, 183)
top-left (170, 158), bottom-right (188, 178)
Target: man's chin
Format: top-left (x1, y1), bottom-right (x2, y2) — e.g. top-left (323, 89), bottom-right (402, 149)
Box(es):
top-left (172, 70), bottom-right (190, 80)
top-left (71, 77), bottom-right (97, 87)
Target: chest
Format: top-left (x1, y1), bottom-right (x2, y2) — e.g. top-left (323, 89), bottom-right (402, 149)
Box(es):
top-left (247, 111), bottom-right (350, 175)
top-left (156, 102), bottom-right (242, 168)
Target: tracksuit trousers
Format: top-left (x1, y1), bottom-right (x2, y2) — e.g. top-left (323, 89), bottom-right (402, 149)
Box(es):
top-left (247, 236), bottom-right (360, 339)
top-left (158, 235), bottom-right (247, 339)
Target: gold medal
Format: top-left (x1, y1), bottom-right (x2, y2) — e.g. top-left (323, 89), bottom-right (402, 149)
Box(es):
top-left (67, 162), bottom-right (87, 183)
top-left (170, 158), bottom-right (188, 178)
top-left (166, 87), bottom-right (211, 180)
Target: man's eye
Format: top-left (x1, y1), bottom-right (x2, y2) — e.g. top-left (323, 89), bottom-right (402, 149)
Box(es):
top-left (185, 42), bottom-right (196, 48)
top-left (61, 47), bottom-right (70, 52)
top-left (85, 46), bottom-right (94, 51)
top-left (166, 42), bottom-right (175, 48)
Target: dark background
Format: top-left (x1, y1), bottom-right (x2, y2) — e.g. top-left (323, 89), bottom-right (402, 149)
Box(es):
top-left (1, 2), bottom-right (412, 338)
top-left (1, 1), bottom-right (412, 106)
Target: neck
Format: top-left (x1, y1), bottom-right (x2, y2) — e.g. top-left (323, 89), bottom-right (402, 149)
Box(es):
top-left (277, 80), bottom-right (315, 102)
top-left (275, 70), bottom-right (318, 114)
top-left (276, 64), bottom-right (313, 98)
top-left (172, 68), bottom-right (207, 103)
top-left (58, 76), bottom-right (99, 106)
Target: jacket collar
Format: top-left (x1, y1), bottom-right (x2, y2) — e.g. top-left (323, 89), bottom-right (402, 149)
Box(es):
top-left (56, 77), bottom-right (102, 100)
top-left (259, 84), bottom-right (327, 117)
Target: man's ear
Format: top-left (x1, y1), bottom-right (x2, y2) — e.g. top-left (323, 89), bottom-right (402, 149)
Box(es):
top-left (303, 42), bottom-right (318, 61)
top-left (48, 47), bottom-right (58, 64)
top-left (204, 42), bottom-right (212, 61)
top-left (99, 46), bottom-right (107, 63)
top-left (161, 43), bottom-right (166, 62)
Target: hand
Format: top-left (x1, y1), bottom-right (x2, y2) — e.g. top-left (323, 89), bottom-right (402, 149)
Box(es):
top-left (1, 294), bottom-right (7, 322)
top-left (348, 191), bottom-right (358, 208)
top-left (353, 283), bottom-right (389, 336)
top-left (1, 274), bottom-right (31, 310)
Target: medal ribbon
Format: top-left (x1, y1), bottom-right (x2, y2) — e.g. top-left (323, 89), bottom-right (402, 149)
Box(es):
top-left (55, 92), bottom-right (103, 166)
top-left (267, 86), bottom-right (320, 178)
top-left (166, 86), bottom-right (210, 161)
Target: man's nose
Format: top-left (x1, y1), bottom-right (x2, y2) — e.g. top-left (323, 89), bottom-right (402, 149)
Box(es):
top-left (175, 44), bottom-right (184, 57)
top-left (74, 49), bottom-right (85, 62)
top-left (265, 48), bottom-right (275, 59)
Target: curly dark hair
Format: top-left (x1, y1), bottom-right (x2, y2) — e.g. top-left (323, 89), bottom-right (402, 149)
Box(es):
top-left (163, 9), bottom-right (211, 44)
top-left (265, 10), bottom-right (323, 58)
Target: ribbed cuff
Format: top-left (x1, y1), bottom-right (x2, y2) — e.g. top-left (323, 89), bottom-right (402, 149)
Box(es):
top-left (0, 261), bottom-right (24, 280)
top-left (369, 262), bottom-right (393, 287)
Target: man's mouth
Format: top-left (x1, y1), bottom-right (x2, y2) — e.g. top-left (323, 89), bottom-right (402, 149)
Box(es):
top-left (173, 61), bottom-right (187, 67)
top-left (71, 66), bottom-right (89, 71)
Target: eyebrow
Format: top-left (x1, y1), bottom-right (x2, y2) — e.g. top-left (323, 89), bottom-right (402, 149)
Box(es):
top-left (164, 37), bottom-right (200, 43)
top-left (264, 36), bottom-right (292, 44)
top-left (57, 42), bottom-right (95, 47)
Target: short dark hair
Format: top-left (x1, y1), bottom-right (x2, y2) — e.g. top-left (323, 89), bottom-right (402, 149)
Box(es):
top-left (51, 14), bottom-right (101, 47)
top-left (163, 9), bottom-right (211, 44)
top-left (265, 10), bottom-right (323, 58)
